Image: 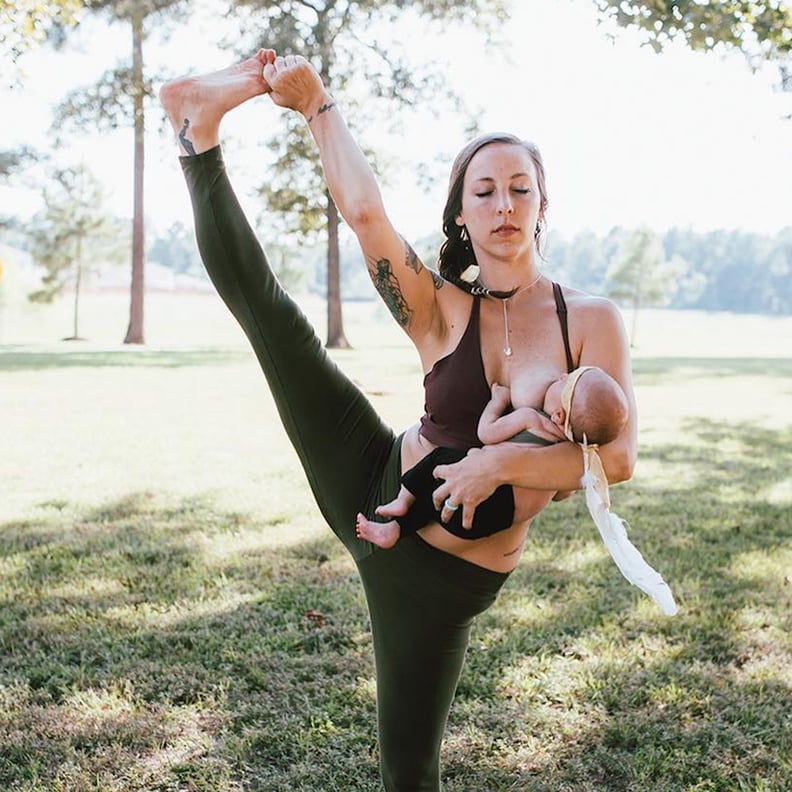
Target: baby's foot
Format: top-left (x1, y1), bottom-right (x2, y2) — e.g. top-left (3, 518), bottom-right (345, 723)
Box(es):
top-left (356, 513), bottom-right (400, 550)
top-left (159, 49), bottom-right (275, 155)
top-left (375, 493), bottom-right (412, 519)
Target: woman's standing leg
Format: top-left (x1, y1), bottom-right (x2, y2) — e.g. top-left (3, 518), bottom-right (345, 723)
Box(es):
top-left (359, 536), bottom-right (508, 791)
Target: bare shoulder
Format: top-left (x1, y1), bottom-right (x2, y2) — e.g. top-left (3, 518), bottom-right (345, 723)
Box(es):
top-left (556, 284), bottom-right (623, 331)
top-left (557, 283), bottom-right (618, 314)
top-left (553, 283), bottom-right (629, 367)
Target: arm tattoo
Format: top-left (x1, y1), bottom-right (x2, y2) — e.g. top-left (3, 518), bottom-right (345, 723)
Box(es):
top-left (179, 118), bottom-right (197, 156)
top-left (404, 241), bottom-right (423, 275)
top-left (371, 258), bottom-right (413, 328)
top-left (306, 101), bottom-right (336, 124)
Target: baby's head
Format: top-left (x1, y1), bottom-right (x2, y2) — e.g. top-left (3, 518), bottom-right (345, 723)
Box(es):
top-left (543, 367), bottom-right (628, 445)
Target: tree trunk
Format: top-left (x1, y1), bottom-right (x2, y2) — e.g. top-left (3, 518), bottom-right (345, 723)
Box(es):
top-left (630, 265), bottom-right (643, 348)
top-left (123, 11), bottom-right (145, 344)
top-left (72, 231), bottom-right (82, 340)
top-left (325, 192), bottom-right (350, 349)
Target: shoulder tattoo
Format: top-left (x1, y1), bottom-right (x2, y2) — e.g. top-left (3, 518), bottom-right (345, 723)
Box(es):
top-left (404, 241), bottom-right (423, 275)
top-left (371, 257), bottom-right (413, 329)
top-left (430, 270), bottom-right (444, 290)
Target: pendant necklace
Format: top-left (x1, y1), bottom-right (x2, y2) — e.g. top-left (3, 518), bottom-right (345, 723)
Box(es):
top-left (501, 271), bottom-right (544, 357)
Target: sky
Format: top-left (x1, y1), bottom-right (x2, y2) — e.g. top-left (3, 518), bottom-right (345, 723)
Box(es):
top-left (2, 0), bottom-right (791, 242)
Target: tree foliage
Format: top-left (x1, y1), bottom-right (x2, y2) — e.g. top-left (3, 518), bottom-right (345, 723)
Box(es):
top-left (605, 226), bottom-right (686, 344)
top-left (547, 224), bottom-right (792, 318)
top-left (147, 221), bottom-right (204, 276)
top-left (0, 0), bottom-right (82, 67)
top-left (27, 163), bottom-right (125, 338)
top-left (593, 1), bottom-right (792, 59)
top-left (0, 147), bottom-right (38, 180)
top-left (663, 225), bottom-right (792, 314)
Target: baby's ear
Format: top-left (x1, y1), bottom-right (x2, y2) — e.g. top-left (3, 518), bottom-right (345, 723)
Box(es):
top-left (550, 408), bottom-right (565, 427)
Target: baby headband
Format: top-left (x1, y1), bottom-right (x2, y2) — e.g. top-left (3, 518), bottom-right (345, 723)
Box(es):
top-left (561, 365), bottom-right (595, 444)
top-left (563, 366), bottom-right (678, 616)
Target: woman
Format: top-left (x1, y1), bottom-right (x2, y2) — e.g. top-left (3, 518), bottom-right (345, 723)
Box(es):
top-left (160, 49), bottom-right (637, 792)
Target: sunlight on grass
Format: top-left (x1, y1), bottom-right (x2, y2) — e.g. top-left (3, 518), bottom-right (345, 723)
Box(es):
top-left (765, 478), bottom-right (792, 504)
top-left (729, 547), bottom-right (792, 601)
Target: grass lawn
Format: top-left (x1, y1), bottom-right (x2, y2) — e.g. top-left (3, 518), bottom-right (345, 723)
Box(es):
top-left (1, 292), bottom-right (791, 791)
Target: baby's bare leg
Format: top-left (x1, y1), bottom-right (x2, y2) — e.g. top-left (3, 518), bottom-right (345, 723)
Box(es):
top-left (159, 49), bottom-right (275, 155)
top-left (355, 485), bottom-right (418, 549)
top-left (375, 485), bottom-right (415, 518)
top-left (356, 513), bottom-right (401, 550)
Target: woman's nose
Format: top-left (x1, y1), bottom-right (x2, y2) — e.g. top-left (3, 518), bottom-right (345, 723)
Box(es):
top-left (497, 196), bottom-right (514, 215)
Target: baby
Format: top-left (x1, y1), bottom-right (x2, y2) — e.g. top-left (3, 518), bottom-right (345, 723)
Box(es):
top-left (356, 366), bottom-right (628, 548)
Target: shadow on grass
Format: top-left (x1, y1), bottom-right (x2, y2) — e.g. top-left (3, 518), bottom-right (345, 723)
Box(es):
top-left (0, 491), bottom-right (381, 791)
top-left (0, 347), bottom-right (252, 371)
top-left (1, 415), bottom-right (790, 790)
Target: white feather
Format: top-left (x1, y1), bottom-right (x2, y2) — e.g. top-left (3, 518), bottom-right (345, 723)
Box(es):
top-left (582, 472), bottom-right (678, 616)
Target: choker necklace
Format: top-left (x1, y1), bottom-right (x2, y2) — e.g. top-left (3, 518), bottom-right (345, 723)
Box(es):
top-left (501, 271), bottom-right (544, 357)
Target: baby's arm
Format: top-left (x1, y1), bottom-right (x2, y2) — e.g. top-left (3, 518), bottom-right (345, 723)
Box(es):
top-left (478, 384), bottom-right (565, 445)
top-left (477, 384), bottom-right (513, 444)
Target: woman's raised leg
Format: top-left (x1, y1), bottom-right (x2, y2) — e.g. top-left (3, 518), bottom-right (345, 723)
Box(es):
top-left (160, 59), bottom-right (397, 560)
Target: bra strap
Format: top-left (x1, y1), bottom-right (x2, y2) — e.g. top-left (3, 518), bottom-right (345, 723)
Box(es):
top-left (552, 282), bottom-right (575, 373)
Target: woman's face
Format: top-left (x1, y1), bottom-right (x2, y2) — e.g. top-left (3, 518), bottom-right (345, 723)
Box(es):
top-left (455, 143), bottom-right (542, 266)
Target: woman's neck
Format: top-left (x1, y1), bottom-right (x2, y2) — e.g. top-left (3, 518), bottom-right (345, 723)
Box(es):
top-left (478, 259), bottom-right (540, 293)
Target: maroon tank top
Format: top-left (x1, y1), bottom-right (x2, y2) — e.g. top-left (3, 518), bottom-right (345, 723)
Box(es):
top-left (418, 283), bottom-right (574, 450)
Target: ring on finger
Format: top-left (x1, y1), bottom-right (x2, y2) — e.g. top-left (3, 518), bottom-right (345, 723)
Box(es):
top-left (444, 498), bottom-right (460, 512)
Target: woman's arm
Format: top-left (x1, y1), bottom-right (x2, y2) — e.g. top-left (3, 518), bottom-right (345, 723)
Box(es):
top-left (434, 297), bottom-right (638, 528)
top-left (264, 55), bottom-right (442, 341)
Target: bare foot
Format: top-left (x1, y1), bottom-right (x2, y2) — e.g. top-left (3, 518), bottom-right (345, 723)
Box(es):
top-left (356, 513), bottom-right (401, 550)
top-left (374, 488), bottom-right (414, 519)
top-left (159, 49), bottom-right (276, 156)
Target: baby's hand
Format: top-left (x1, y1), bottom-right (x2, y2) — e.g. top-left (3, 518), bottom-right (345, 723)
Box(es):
top-left (490, 382), bottom-right (511, 406)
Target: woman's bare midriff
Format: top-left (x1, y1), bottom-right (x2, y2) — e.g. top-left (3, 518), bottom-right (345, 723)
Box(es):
top-left (400, 424), bottom-right (550, 574)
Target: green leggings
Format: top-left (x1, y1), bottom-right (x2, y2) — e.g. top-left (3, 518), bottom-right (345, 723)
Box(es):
top-left (181, 147), bottom-right (510, 791)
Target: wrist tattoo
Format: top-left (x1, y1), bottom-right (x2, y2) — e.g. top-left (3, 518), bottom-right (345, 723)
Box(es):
top-left (307, 101), bottom-right (336, 124)
top-left (178, 118), bottom-right (197, 156)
